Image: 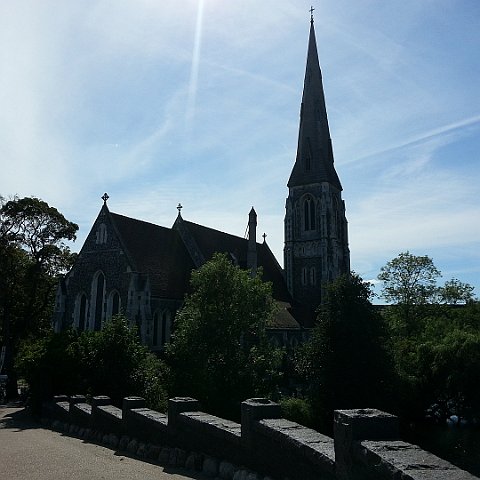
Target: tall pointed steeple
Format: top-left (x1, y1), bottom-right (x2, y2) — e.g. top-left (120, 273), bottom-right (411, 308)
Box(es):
top-left (288, 18), bottom-right (341, 190)
top-left (284, 15), bottom-right (350, 326)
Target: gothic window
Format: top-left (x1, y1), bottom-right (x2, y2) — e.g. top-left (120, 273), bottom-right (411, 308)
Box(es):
top-left (75, 293), bottom-right (88, 331)
top-left (107, 290), bottom-right (121, 319)
top-left (96, 223), bottom-right (108, 244)
top-left (153, 310), bottom-right (171, 347)
top-left (161, 311), bottom-right (171, 346)
top-left (310, 267), bottom-right (316, 286)
top-left (301, 267), bottom-right (308, 286)
top-left (304, 197), bottom-right (316, 231)
top-left (91, 271), bottom-right (105, 331)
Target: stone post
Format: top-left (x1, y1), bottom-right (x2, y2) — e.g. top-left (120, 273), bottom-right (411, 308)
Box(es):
top-left (92, 395), bottom-right (111, 408)
top-left (122, 396), bottom-right (146, 419)
top-left (167, 397), bottom-right (200, 431)
top-left (53, 395), bottom-right (69, 403)
top-left (91, 396), bottom-right (111, 422)
top-left (334, 408), bottom-right (399, 480)
top-left (69, 394), bottom-right (87, 409)
top-left (241, 398), bottom-right (281, 447)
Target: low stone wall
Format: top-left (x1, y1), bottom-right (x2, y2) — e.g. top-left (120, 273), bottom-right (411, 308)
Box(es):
top-left (42, 396), bottom-right (478, 480)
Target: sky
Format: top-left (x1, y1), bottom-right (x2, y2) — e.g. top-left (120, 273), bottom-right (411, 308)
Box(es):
top-left (1, 0), bottom-right (479, 300)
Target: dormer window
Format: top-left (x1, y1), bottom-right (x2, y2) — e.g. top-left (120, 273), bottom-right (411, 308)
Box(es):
top-left (304, 156), bottom-right (311, 171)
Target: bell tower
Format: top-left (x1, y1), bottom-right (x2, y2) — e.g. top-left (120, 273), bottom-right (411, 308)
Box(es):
top-left (284, 15), bottom-right (350, 325)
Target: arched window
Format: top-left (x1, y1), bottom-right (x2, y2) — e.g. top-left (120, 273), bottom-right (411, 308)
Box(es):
top-left (301, 267), bottom-right (308, 286)
top-left (91, 272), bottom-right (105, 331)
top-left (152, 310), bottom-right (171, 347)
top-left (111, 292), bottom-right (120, 316)
top-left (161, 311), bottom-right (169, 346)
top-left (107, 290), bottom-right (121, 319)
top-left (96, 223), bottom-right (108, 244)
top-left (75, 293), bottom-right (88, 331)
top-left (310, 267), bottom-right (316, 286)
top-left (304, 197), bottom-right (316, 231)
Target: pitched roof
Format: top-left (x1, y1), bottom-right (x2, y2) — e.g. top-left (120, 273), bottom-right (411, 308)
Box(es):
top-left (106, 211), bottom-right (299, 329)
top-left (181, 219), bottom-right (292, 303)
top-left (109, 212), bottom-right (194, 299)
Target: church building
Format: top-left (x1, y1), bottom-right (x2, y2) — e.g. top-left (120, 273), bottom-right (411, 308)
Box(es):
top-left (53, 16), bottom-right (349, 346)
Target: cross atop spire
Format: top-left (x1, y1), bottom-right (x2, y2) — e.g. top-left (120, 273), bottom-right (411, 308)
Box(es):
top-left (177, 203), bottom-right (183, 216)
top-left (310, 5), bottom-right (315, 24)
top-left (101, 192), bottom-right (109, 205)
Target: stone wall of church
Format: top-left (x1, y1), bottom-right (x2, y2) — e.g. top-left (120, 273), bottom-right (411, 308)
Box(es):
top-left (59, 209), bottom-right (133, 333)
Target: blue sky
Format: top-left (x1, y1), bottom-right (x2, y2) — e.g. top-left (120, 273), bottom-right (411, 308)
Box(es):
top-left (1, 0), bottom-right (479, 300)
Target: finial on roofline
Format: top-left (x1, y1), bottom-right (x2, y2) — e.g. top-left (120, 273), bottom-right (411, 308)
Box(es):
top-left (101, 192), bottom-right (109, 205)
top-left (310, 5), bottom-right (315, 24)
top-left (262, 232), bottom-right (267, 243)
top-left (177, 203), bottom-right (183, 216)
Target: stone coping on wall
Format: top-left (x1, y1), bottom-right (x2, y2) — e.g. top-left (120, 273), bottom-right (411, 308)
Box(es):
top-left (357, 440), bottom-right (478, 480)
top-left (130, 407), bottom-right (168, 426)
top-left (180, 411), bottom-right (242, 440)
top-left (259, 418), bottom-right (335, 472)
top-left (96, 404), bottom-right (122, 419)
top-left (43, 396), bottom-right (478, 480)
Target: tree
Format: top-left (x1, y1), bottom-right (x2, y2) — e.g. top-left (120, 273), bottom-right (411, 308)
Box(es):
top-left (438, 278), bottom-right (476, 305)
top-left (0, 196), bottom-right (78, 397)
top-left (166, 253), bottom-right (282, 419)
top-left (378, 252), bottom-right (442, 332)
top-left (16, 315), bottom-right (169, 413)
top-left (298, 273), bottom-right (394, 431)
top-left (378, 251), bottom-right (441, 306)
top-left (378, 253), bottom-right (479, 422)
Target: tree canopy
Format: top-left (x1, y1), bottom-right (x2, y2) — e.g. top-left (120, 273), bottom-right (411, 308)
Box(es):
top-left (166, 253), bottom-right (282, 418)
top-left (0, 196), bottom-right (78, 396)
top-left (15, 315), bottom-right (169, 413)
top-left (378, 251), bottom-right (441, 306)
top-left (297, 273), bottom-right (394, 431)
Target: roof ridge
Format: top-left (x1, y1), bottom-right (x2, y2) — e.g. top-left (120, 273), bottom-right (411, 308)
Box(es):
top-left (182, 219), bottom-right (247, 241)
top-left (110, 212), bottom-right (171, 231)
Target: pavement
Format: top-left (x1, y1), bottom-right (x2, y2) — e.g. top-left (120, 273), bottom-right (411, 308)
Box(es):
top-left (0, 405), bottom-right (207, 480)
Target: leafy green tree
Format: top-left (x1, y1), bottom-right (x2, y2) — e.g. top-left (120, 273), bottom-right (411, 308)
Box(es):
top-left (0, 196), bottom-right (78, 398)
top-left (16, 315), bottom-right (169, 413)
top-left (378, 252), bottom-right (442, 332)
top-left (166, 253), bottom-right (283, 419)
top-left (385, 300), bottom-right (480, 422)
top-left (72, 316), bottom-right (169, 410)
top-left (15, 329), bottom-right (80, 412)
top-left (438, 278), bottom-right (476, 305)
top-left (298, 273), bottom-right (394, 431)
top-left (378, 251), bottom-right (441, 305)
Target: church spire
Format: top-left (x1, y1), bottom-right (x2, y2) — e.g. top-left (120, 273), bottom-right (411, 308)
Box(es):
top-left (284, 16), bottom-right (350, 326)
top-left (287, 18), bottom-right (342, 190)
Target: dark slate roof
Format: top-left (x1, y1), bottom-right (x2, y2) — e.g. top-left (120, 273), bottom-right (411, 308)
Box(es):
top-left (288, 20), bottom-right (342, 191)
top-left (181, 220), bottom-right (292, 303)
top-left (269, 301), bottom-right (301, 329)
top-left (110, 212), bottom-right (194, 299)
top-left (107, 211), bottom-right (299, 329)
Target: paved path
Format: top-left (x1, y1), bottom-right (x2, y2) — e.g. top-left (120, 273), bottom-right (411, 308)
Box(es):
top-left (0, 406), bottom-right (206, 480)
